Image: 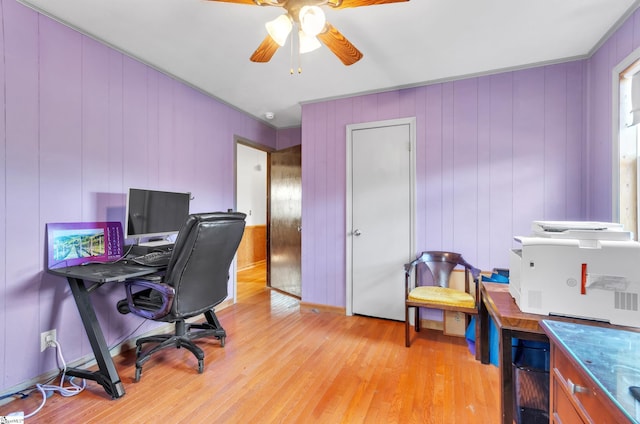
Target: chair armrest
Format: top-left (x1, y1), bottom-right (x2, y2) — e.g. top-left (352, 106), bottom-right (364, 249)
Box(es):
top-left (124, 279), bottom-right (175, 320)
top-left (459, 258), bottom-right (481, 280)
top-left (404, 256), bottom-right (422, 277)
top-left (404, 258), bottom-right (421, 297)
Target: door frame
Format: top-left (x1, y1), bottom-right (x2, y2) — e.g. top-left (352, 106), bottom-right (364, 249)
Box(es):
top-left (345, 117), bottom-right (417, 316)
top-left (234, 137), bottom-right (274, 302)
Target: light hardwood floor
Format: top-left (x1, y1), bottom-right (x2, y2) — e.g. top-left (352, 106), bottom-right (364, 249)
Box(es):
top-left (1, 263), bottom-right (500, 423)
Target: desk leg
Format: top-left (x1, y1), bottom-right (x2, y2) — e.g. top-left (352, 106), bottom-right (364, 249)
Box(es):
top-left (500, 328), bottom-right (514, 424)
top-left (67, 277), bottom-right (125, 399)
top-left (479, 294), bottom-right (490, 364)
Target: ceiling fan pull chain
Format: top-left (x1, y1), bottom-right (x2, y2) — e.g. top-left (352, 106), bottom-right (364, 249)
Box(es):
top-left (290, 32), bottom-right (295, 75)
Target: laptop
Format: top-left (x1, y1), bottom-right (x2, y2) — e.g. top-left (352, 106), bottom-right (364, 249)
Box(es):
top-left (46, 221), bottom-right (160, 283)
top-left (46, 221), bottom-right (125, 270)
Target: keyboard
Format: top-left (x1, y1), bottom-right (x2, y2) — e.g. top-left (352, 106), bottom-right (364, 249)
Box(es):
top-left (130, 251), bottom-right (172, 267)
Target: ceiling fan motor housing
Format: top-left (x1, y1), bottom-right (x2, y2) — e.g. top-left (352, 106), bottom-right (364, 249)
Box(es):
top-left (211, 0), bottom-right (410, 65)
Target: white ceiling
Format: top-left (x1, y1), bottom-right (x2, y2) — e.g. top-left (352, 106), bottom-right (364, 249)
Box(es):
top-left (17, 0), bottom-right (640, 128)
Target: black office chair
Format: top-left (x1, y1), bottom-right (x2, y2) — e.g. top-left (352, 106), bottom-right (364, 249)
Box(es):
top-left (118, 212), bottom-right (246, 381)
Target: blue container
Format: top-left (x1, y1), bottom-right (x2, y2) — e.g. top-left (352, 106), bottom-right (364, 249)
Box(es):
top-left (466, 272), bottom-right (518, 366)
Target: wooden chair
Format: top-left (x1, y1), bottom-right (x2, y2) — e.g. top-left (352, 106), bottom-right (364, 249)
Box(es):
top-left (404, 251), bottom-right (480, 347)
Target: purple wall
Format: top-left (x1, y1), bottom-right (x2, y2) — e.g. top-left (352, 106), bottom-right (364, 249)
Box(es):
top-left (300, 6), bottom-right (640, 308)
top-left (0, 1), bottom-right (278, 392)
top-left (276, 126), bottom-right (302, 150)
top-left (301, 60), bottom-right (589, 307)
top-left (1, 0), bottom-right (637, 394)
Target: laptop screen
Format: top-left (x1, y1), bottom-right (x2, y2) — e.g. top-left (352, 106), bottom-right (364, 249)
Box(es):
top-left (46, 222), bottom-right (124, 269)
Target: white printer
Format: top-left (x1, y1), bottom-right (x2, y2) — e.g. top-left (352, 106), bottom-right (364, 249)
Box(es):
top-left (509, 221), bottom-right (640, 328)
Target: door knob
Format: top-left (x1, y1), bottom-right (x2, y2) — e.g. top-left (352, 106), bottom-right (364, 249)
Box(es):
top-left (353, 229), bottom-right (362, 236)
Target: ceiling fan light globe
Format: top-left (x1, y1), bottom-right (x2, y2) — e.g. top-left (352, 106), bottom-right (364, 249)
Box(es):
top-left (299, 5), bottom-right (326, 37)
top-left (265, 14), bottom-right (293, 46)
top-left (298, 30), bottom-right (321, 53)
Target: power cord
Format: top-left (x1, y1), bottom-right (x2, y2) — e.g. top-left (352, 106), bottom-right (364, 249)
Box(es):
top-left (11, 340), bottom-right (86, 419)
top-left (5, 320), bottom-right (146, 418)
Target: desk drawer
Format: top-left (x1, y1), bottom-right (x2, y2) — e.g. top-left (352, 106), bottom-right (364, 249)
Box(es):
top-left (552, 379), bottom-right (583, 424)
top-left (551, 345), bottom-right (627, 423)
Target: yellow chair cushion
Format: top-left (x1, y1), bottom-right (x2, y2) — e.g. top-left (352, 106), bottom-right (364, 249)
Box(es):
top-left (408, 286), bottom-right (475, 309)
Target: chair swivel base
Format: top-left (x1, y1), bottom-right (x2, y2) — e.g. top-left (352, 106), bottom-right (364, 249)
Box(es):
top-left (133, 326), bottom-right (227, 382)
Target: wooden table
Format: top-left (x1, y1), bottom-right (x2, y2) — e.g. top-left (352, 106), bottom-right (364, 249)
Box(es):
top-left (479, 282), bottom-right (550, 424)
top-left (479, 282), bottom-right (640, 423)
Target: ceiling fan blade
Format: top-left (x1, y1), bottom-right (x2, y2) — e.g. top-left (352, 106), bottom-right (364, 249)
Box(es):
top-left (205, 0), bottom-right (258, 4)
top-left (205, 0), bottom-right (283, 5)
top-left (326, 0), bottom-right (409, 9)
top-left (250, 35), bottom-right (280, 63)
top-left (317, 23), bottom-right (363, 66)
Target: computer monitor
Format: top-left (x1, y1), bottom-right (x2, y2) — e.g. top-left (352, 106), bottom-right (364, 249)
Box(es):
top-left (125, 188), bottom-right (191, 246)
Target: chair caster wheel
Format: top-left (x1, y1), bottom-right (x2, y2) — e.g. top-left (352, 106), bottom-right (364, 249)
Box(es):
top-left (198, 360), bottom-right (204, 374)
top-left (135, 367), bottom-right (142, 382)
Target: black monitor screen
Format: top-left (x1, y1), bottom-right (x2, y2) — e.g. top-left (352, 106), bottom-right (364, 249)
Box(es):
top-left (125, 188), bottom-right (190, 240)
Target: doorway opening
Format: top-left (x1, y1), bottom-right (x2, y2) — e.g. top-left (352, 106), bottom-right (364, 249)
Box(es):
top-left (236, 141), bottom-right (269, 302)
top-left (234, 139), bottom-right (302, 302)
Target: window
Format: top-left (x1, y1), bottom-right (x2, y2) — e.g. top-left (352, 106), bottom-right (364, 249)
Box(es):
top-left (612, 48), bottom-right (640, 240)
top-left (617, 58), bottom-right (640, 239)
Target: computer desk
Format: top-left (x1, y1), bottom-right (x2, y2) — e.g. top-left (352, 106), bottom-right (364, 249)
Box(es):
top-left (48, 262), bottom-right (164, 399)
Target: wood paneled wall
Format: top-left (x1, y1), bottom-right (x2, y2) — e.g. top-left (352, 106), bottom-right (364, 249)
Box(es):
top-left (1, 0), bottom-right (639, 396)
top-left (301, 61), bottom-right (587, 308)
top-left (237, 225), bottom-right (267, 270)
top-left (0, 1), bottom-right (277, 392)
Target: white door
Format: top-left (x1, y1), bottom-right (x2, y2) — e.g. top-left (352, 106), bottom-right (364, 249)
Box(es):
top-left (347, 118), bottom-right (415, 321)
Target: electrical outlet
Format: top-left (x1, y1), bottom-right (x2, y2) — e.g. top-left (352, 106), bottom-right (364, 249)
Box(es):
top-left (40, 329), bottom-right (57, 352)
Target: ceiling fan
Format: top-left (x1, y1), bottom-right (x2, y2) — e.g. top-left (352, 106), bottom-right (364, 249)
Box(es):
top-left (208, 0), bottom-right (409, 66)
